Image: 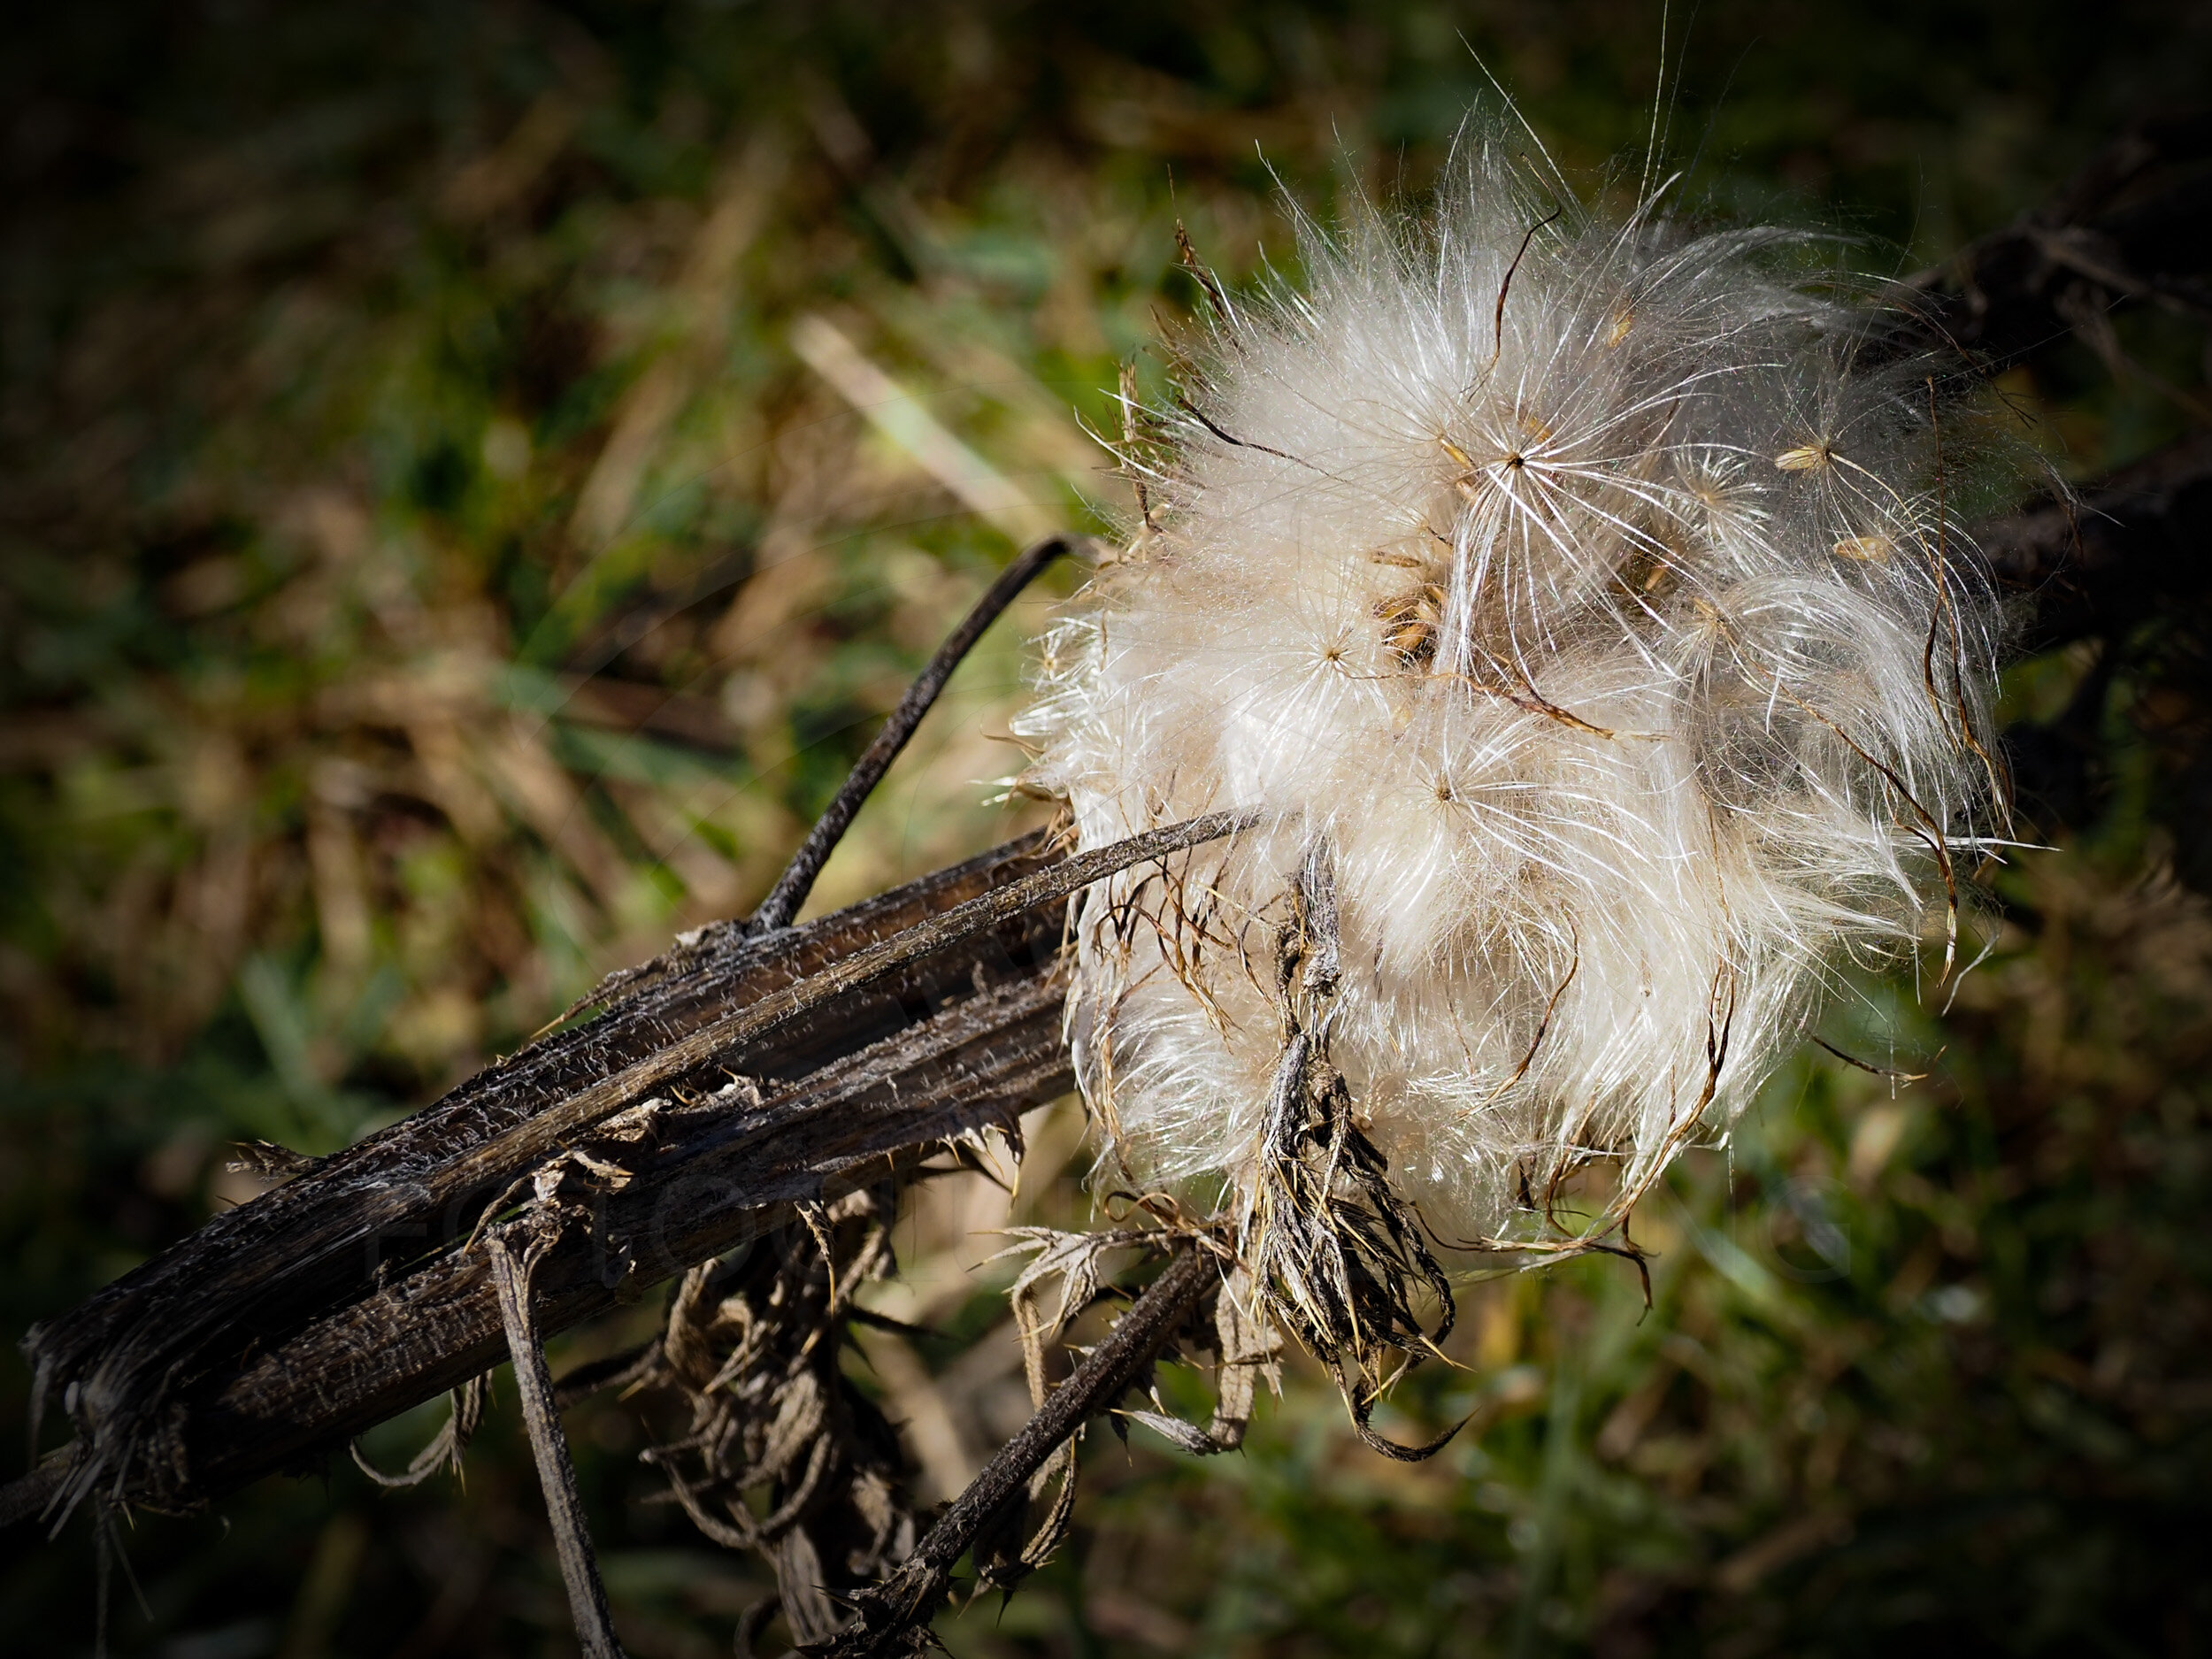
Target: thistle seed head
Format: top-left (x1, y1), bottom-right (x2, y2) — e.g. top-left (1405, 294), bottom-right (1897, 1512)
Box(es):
top-left (1017, 128), bottom-right (2007, 1248)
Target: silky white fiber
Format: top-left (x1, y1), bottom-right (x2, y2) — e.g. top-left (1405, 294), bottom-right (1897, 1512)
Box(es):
top-left (1016, 127), bottom-right (2006, 1248)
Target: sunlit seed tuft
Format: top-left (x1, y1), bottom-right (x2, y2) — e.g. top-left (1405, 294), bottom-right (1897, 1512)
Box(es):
top-left (1017, 121), bottom-right (2007, 1252)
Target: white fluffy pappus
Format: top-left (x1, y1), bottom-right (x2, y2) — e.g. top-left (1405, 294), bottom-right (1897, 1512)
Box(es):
top-left (1015, 129), bottom-right (2008, 1254)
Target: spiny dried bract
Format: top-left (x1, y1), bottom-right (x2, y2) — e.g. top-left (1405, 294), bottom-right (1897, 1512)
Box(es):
top-left (1016, 137), bottom-right (2005, 1249)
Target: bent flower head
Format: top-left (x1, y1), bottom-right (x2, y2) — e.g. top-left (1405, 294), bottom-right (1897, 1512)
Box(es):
top-left (1016, 134), bottom-right (2006, 1254)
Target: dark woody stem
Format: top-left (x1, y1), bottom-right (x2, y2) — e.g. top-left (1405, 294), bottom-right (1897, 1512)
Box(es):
top-left (489, 1233), bottom-right (627, 1659)
top-left (750, 534), bottom-right (1075, 932)
top-left (821, 1244), bottom-right (1218, 1657)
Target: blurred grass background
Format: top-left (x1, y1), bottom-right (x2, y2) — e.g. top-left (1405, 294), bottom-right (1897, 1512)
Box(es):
top-left (5, 2), bottom-right (2212, 1654)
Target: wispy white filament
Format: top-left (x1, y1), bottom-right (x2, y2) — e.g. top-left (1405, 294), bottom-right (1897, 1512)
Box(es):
top-left (1016, 130), bottom-right (2005, 1248)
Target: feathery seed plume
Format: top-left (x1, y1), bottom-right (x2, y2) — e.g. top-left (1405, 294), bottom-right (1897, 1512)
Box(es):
top-left (1017, 127), bottom-right (2006, 1273)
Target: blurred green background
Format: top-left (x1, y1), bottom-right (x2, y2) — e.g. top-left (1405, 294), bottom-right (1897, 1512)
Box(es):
top-left (6, 2), bottom-right (2212, 1654)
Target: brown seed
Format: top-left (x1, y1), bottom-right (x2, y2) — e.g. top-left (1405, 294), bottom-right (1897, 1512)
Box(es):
top-left (1832, 534), bottom-right (1895, 563)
